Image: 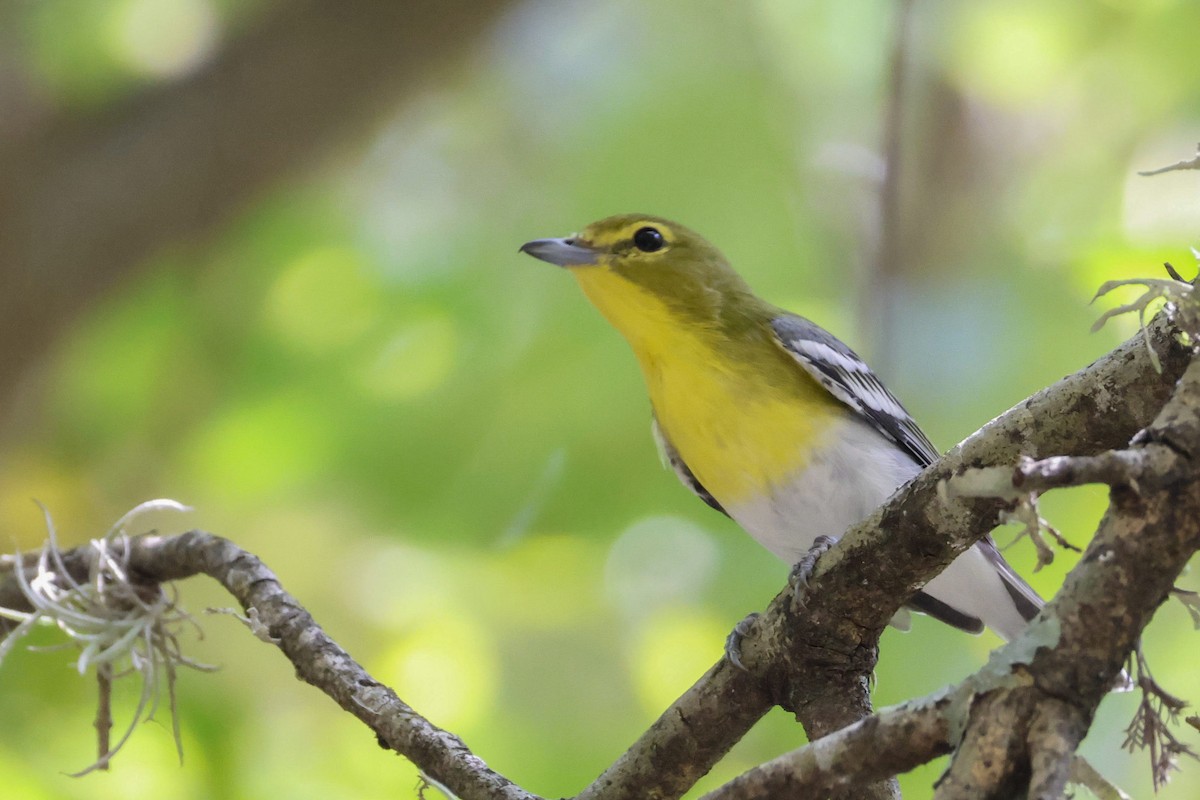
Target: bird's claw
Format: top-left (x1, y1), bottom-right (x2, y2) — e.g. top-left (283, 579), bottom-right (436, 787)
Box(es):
top-left (727, 536), bottom-right (838, 669)
top-left (725, 612), bottom-right (760, 672)
top-left (789, 535), bottom-right (838, 610)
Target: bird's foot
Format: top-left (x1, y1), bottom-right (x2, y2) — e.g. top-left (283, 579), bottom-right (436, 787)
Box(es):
top-left (789, 534), bottom-right (838, 610)
top-left (724, 612), bottom-right (760, 672)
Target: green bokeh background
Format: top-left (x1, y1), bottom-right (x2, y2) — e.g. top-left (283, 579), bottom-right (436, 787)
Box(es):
top-left (2, 1), bottom-right (1199, 798)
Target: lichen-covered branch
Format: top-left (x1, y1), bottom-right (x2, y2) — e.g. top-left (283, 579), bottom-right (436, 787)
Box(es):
top-left (700, 693), bottom-right (951, 799)
top-left (575, 311), bottom-right (1190, 797)
top-left (2, 532), bottom-right (538, 800)
top-left (0, 311), bottom-right (1193, 798)
top-left (696, 349), bottom-right (1199, 799)
top-left (935, 357), bottom-right (1200, 799)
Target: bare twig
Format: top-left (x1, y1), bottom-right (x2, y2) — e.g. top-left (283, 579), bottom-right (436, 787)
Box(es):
top-left (1138, 144), bottom-right (1200, 176)
top-left (1012, 451), bottom-right (1156, 493)
top-left (1068, 756), bottom-right (1134, 800)
top-left (1172, 588), bottom-right (1200, 629)
top-left (1164, 261), bottom-right (1194, 283)
top-left (998, 498), bottom-right (1078, 572)
top-left (1092, 277), bottom-right (1198, 372)
top-left (95, 663), bottom-right (113, 770)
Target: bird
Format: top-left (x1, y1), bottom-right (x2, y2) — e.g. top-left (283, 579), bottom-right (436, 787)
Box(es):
top-left (520, 213), bottom-right (1043, 641)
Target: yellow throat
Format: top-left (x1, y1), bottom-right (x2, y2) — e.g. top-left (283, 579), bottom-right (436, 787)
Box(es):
top-left (571, 266), bottom-right (836, 505)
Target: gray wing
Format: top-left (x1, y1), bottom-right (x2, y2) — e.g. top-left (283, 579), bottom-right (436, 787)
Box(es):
top-left (770, 315), bottom-right (940, 468)
top-left (651, 417), bottom-right (728, 516)
top-left (772, 314), bottom-right (1043, 631)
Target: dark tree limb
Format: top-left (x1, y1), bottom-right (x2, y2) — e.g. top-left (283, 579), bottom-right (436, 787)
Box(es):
top-left (0, 0), bottom-right (513, 410)
top-left (552, 311), bottom-right (1191, 798)
top-left (935, 356), bottom-right (1200, 799)
top-left (571, 660), bottom-right (774, 800)
top-left (0, 313), bottom-right (1192, 798)
top-left (699, 347), bottom-right (1200, 799)
top-left (700, 693), bottom-right (952, 799)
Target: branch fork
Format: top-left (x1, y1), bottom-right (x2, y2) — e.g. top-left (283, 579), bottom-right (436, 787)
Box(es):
top-left (0, 307), bottom-right (1196, 799)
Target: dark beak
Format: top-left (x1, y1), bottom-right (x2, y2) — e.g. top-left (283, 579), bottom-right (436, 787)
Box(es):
top-left (519, 237), bottom-right (600, 267)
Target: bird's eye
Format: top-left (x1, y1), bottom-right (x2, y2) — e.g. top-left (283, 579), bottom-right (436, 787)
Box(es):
top-left (633, 227), bottom-right (665, 253)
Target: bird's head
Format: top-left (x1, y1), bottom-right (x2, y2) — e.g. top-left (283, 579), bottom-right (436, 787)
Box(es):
top-left (520, 214), bottom-right (755, 344)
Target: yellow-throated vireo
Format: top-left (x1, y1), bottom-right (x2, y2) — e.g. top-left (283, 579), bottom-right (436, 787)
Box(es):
top-left (521, 213), bottom-right (1041, 640)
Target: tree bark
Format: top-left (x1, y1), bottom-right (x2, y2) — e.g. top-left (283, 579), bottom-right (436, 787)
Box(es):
top-left (1, 313), bottom-right (1195, 798)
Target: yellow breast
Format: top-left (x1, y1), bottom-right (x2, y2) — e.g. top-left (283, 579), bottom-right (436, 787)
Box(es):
top-left (573, 267), bottom-right (836, 504)
top-left (643, 344), bottom-right (834, 503)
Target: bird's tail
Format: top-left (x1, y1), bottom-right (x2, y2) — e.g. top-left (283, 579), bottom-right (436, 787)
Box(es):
top-left (985, 540), bottom-right (1133, 691)
top-left (976, 538), bottom-right (1043, 642)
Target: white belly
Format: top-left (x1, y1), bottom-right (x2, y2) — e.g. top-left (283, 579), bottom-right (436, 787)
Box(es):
top-left (725, 416), bottom-right (919, 563)
top-left (724, 416), bottom-right (1032, 640)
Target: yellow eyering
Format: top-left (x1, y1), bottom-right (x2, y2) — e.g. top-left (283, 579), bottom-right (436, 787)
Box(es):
top-left (572, 266), bottom-right (833, 504)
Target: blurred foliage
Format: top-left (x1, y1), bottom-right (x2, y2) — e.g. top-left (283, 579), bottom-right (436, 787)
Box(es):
top-left (2, 0), bottom-right (1200, 798)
